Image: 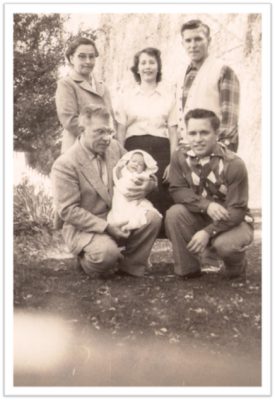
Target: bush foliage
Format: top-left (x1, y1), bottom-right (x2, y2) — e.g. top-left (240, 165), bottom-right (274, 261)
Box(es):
top-left (14, 177), bottom-right (54, 234)
top-left (14, 13), bottom-right (66, 174)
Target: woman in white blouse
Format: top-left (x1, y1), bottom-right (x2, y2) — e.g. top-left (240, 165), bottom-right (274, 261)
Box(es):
top-left (116, 47), bottom-right (178, 236)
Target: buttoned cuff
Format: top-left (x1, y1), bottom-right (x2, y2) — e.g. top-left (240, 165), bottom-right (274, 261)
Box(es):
top-left (198, 198), bottom-right (211, 214)
top-left (203, 224), bottom-right (219, 238)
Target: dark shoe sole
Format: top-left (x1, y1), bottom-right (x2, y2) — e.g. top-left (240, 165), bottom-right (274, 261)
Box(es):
top-left (181, 270), bottom-right (203, 280)
top-left (115, 269), bottom-right (144, 278)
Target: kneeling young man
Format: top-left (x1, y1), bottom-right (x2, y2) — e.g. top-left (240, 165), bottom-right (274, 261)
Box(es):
top-left (165, 109), bottom-right (253, 279)
top-left (51, 105), bottom-right (161, 278)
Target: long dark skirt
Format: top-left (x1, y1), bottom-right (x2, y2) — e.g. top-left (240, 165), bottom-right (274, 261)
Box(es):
top-left (125, 135), bottom-right (173, 238)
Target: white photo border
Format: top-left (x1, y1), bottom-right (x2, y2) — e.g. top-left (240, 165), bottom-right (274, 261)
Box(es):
top-left (3, 1), bottom-right (272, 397)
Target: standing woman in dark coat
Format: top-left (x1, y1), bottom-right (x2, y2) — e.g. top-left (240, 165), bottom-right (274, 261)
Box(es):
top-left (56, 36), bottom-right (115, 153)
top-left (116, 47), bottom-right (178, 235)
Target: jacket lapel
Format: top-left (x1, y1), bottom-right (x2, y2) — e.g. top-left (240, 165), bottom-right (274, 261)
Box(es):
top-left (105, 144), bottom-right (119, 198)
top-left (94, 79), bottom-right (105, 97)
top-left (79, 80), bottom-right (103, 97)
top-left (69, 70), bottom-right (104, 97)
top-left (75, 142), bottom-right (112, 206)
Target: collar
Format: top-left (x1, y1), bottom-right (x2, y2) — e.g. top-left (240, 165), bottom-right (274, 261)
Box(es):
top-left (186, 55), bottom-right (210, 74)
top-left (186, 63), bottom-right (199, 74)
top-left (69, 69), bottom-right (88, 82)
top-left (69, 70), bottom-right (104, 97)
top-left (89, 75), bottom-right (97, 91)
top-left (79, 137), bottom-right (105, 160)
top-left (134, 83), bottom-right (163, 96)
top-left (69, 69), bottom-right (96, 88)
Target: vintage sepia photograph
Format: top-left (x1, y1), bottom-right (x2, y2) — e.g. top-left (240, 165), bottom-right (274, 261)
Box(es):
top-left (3, 1), bottom-right (271, 397)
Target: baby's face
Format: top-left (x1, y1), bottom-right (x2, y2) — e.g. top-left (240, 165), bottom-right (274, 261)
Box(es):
top-left (127, 153), bottom-right (146, 174)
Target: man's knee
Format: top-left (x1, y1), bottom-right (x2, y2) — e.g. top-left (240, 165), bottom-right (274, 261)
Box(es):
top-left (146, 210), bottom-right (162, 230)
top-left (82, 238), bottom-right (121, 274)
top-left (212, 224), bottom-right (253, 259)
top-left (212, 235), bottom-right (232, 258)
top-left (165, 204), bottom-right (189, 226)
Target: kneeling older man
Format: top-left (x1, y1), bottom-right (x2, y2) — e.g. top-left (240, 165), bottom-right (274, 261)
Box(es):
top-left (51, 105), bottom-right (161, 278)
top-left (165, 108), bottom-right (253, 280)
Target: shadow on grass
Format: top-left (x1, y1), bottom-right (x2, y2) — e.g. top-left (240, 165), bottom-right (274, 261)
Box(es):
top-left (13, 240), bottom-right (262, 387)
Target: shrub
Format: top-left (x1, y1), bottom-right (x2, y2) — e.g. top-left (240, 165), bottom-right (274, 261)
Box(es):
top-left (14, 13), bottom-right (66, 174)
top-left (14, 175), bottom-right (54, 235)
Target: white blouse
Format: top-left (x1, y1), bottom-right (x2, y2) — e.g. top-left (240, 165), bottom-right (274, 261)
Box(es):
top-left (115, 84), bottom-right (177, 140)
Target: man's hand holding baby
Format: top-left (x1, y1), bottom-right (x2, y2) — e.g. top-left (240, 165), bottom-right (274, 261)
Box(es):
top-left (106, 221), bottom-right (130, 240)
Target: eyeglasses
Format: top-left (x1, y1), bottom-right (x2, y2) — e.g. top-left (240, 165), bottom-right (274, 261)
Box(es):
top-left (93, 128), bottom-right (115, 138)
top-left (78, 53), bottom-right (96, 61)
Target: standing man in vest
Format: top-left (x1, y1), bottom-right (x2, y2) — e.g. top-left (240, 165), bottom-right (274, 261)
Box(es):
top-left (176, 20), bottom-right (240, 152)
top-left (165, 109), bottom-right (253, 280)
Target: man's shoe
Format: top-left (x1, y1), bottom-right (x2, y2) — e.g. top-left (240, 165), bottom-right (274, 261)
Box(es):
top-left (201, 264), bottom-right (222, 273)
top-left (76, 256), bottom-right (115, 279)
top-left (222, 260), bottom-right (247, 280)
top-left (181, 270), bottom-right (203, 280)
top-left (115, 269), bottom-right (141, 277)
top-left (116, 269), bottom-right (133, 277)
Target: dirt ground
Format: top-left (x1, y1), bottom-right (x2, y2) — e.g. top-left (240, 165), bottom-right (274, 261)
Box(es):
top-left (12, 226), bottom-right (262, 388)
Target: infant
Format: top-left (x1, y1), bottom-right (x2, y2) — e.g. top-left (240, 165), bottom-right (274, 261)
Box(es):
top-left (107, 150), bottom-right (162, 231)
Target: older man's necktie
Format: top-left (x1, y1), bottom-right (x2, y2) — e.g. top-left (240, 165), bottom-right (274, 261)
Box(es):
top-left (96, 155), bottom-right (103, 181)
top-left (96, 154), bottom-right (108, 186)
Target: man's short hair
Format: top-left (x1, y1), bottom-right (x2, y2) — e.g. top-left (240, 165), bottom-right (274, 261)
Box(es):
top-left (184, 109), bottom-right (220, 131)
top-left (79, 105), bottom-right (110, 128)
top-left (180, 19), bottom-right (210, 38)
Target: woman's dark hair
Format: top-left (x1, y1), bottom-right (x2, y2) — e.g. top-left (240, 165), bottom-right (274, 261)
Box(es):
top-left (65, 37), bottom-right (99, 63)
top-left (130, 47), bottom-right (162, 84)
top-left (184, 108), bottom-right (220, 131)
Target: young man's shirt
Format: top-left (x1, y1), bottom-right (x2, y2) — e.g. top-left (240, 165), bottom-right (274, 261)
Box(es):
top-left (169, 143), bottom-right (252, 237)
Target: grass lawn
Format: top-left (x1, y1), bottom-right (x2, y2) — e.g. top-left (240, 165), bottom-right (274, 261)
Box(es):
top-left (13, 230), bottom-right (261, 387)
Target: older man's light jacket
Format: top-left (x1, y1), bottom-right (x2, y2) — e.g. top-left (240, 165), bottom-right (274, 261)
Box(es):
top-left (51, 139), bottom-right (125, 255)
